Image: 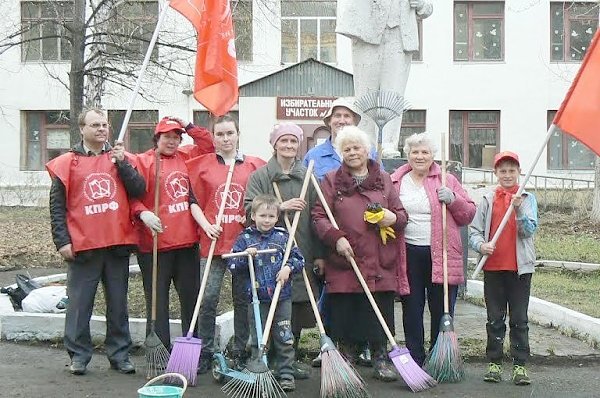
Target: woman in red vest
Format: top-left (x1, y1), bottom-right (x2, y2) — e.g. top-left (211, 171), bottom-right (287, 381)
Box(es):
top-left (186, 114), bottom-right (266, 373)
top-left (132, 117), bottom-right (214, 350)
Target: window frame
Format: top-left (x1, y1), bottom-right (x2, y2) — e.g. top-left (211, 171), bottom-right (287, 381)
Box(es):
top-left (550, 2), bottom-right (599, 62)
top-left (453, 1), bottom-right (505, 62)
top-left (106, 0), bottom-right (159, 60)
top-left (22, 110), bottom-right (71, 171)
top-left (399, 110), bottom-right (427, 155)
top-left (449, 110), bottom-right (501, 168)
top-left (20, 1), bottom-right (73, 63)
top-left (108, 110), bottom-right (159, 154)
top-left (232, 0), bottom-right (253, 62)
top-left (280, 1), bottom-right (337, 64)
top-left (546, 110), bottom-right (595, 170)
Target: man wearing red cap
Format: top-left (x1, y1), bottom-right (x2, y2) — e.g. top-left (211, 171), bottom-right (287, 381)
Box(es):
top-left (469, 150), bottom-right (538, 386)
top-left (130, 116), bottom-right (214, 351)
top-left (46, 108), bottom-right (146, 375)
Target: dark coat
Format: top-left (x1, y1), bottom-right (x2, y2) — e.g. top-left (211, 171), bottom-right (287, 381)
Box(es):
top-left (311, 160), bottom-right (410, 295)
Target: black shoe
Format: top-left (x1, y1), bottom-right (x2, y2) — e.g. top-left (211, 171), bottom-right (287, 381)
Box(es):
top-left (70, 361), bottom-right (87, 375)
top-left (197, 352), bottom-right (213, 374)
top-left (110, 359), bottom-right (135, 374)
top-left (292, 360), bottom-right (310, 379)
top-left (357, 347), bottom-right (373, 367)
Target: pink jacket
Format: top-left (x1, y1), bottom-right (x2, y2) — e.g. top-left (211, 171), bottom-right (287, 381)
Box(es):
top-left (390, 163), bottom-right (475, 285)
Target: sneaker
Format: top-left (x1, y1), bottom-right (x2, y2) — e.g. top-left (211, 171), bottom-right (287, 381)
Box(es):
top-left (292, 360), bottom-right (310, 379)
top-left (280, 376), bottom-right (296, 392)
top-left (69, 361), bottom-right (87, 375)
top-left (311, 352), bottom-right (322, 368)
top-left (512, 365), bottom-right (531, 385)
top-left (483, 362), bottom-right (502, 383)
top-left (357, 347), bottom-right (373, 367)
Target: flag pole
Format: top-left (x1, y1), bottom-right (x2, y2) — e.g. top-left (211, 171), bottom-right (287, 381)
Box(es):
top-left (115, 0), bottom-right (171, 143)
top-left (471, 124), bottom-right (558, 279)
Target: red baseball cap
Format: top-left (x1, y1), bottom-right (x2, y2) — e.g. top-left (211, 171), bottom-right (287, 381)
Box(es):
top-left (494, 151), bottom-right (520, 168)
top-left (155, 117), bottom-right (185, 136)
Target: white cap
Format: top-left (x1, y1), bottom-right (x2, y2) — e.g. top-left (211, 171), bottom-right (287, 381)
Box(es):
top-left (323, 97), bottom-right (361, 126)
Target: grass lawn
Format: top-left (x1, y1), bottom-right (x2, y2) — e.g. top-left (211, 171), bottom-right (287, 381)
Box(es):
top-left (531, 268), bottom-right (600, 319)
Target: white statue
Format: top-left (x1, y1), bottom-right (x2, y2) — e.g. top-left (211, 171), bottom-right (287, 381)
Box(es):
top-left (337, 0), bottom-right (433, 157)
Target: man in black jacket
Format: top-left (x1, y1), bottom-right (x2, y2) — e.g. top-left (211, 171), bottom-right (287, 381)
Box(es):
top-left (47, 108), bottom-right (145, 375)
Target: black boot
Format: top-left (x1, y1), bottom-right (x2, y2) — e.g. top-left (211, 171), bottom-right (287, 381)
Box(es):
top-left (371, 343), bottom-right (398, 382)
top-left (339, 342), bottom-right (359, 365)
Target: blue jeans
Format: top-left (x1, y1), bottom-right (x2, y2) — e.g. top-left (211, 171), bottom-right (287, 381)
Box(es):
top-left (401, 244), bottom-right (458, 366)
top-left (197, 256), bottom-right (249, 355)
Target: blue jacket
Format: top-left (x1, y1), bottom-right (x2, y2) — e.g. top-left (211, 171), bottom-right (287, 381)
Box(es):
top-left (228, 226), bottom-right (304, 302)
top-left (303, 137), bottom-right (379, 180)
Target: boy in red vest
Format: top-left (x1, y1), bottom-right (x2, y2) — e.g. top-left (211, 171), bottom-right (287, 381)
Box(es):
top-left (469, 151), bottom-right (538, 386)
top-left (47, 108), bottom-right (146, 376)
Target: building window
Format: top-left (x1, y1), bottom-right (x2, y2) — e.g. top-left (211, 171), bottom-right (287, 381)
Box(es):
top-left (193, 111), bottom-right (240, 131)
top-left (550, 2), bottom-right (599, 62)
top-left (454, 2), bottom-right (504, 61)
top-left (412, 18), bottom-right (424, 62)
top-left (21, 1), bottom-right (73, 62)
top-left (281, 1), bottom-right (336, 63)
top-left (23, 111), bottom-right (71, 170)
top-left (450, 110), bottom-right (500, 168)
top-left (108, 110), bottom-right (158, 154)
top-left (399, 110), bottom-right (427, 155)
top-left (107, 1), bottom-right (158, 59)
top-left (232, 0), bottom-right (253, 61)
top-left (547, 111), bottom-right (594, 170)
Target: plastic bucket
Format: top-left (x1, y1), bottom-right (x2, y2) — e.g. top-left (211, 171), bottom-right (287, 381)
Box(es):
top-left (138, 373), bottom-right (187, 398)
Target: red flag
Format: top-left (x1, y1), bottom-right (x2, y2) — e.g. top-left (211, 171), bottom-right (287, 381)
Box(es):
top-left (170, 0), bottom-right (238, 116)
top-left (553, 29), bottom-right (600, 155)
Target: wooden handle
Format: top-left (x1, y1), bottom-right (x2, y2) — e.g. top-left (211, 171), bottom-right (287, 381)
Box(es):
top-left (311, 173), bottom-right (396, 347)
top-left (259, 160), bottom-right (314, 348)
top-left (151, 149), bottom-right (160, 322)
top-left (272, 181), bottom-right (326, 335)
top-left (186, 161), bottom-right (236, 337)
top-left (441, 133), bottom-right (449, 313)
top-left (221, 249), bottom-right (277, 259)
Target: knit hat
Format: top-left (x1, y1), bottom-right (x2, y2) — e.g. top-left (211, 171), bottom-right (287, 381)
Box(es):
top-left (269, 122), bottom-right (304, 147)
top-left (155, 117), bottom-right (185, 136)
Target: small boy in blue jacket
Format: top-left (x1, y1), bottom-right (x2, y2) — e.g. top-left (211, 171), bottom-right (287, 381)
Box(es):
top-left (227, 194), bottom-right (304, 392)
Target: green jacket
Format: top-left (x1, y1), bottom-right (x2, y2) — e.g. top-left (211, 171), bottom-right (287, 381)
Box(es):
top-left (245, 157), bottom-right (325, 302)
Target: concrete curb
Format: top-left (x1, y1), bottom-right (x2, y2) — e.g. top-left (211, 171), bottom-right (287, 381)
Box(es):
top-left (466, 280), bottom-right (600, 347)
top-left (0, 266), bottom-right (234, 350)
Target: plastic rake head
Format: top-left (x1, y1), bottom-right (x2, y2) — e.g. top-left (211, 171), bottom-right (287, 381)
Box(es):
top-left (354, 90), bottom-right (411, 131)
top-left (222, 357), bottom-right (285, 398)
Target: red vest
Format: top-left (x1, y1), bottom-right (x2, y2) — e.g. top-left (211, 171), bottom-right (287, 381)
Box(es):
top-left (187, 154), bottom-right (266, 257)
top-left (46, 152), bottom-right (137, 253)
top-left (134, 149), bottom-right (198, 253)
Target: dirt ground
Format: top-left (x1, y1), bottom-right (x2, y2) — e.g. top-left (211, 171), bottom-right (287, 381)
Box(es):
top-left (1, 340), bottom-right (600, 398)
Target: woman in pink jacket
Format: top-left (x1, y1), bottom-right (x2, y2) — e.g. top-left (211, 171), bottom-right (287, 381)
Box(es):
top-left (390, 132), bottom-right (475, 366)
top-left (312, 126), bottom-right (409, 382)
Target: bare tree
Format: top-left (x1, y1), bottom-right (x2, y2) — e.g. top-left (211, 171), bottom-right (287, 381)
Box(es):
top-left (0, 0), bottom-right (198, 145)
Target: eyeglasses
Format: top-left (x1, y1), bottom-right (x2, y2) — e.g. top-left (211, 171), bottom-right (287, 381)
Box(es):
top-left (86, 122), bottom-right (110, 129)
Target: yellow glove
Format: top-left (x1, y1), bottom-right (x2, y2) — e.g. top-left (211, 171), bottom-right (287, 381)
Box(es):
top-left (364, 209), bottom-right (396, 245)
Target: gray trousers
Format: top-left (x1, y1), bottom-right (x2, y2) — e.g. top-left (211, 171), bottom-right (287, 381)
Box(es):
top-left (64, 248), bottom-right (132, 365)
top-left (198, 256), bottom-right (249, 355)
top-left (249, 299), bottom-right (295, 379)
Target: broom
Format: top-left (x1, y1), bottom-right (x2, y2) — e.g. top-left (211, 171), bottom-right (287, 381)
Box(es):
top-left (223, 160), bottom-right (314, 398)
top-left (423, 134), bottom-right (465, 383)
top-left (310, 174), bottom-right (437, 393)
top-left (272, 181), bottom-right (370, 398)
top-left (166, 160), bottom-right (236, 385)
top-left (145, 148), bottom-right (170, 379)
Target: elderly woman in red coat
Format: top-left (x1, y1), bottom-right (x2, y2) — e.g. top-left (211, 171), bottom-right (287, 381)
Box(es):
top-left (311, 126), bottom-right (409, 382)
